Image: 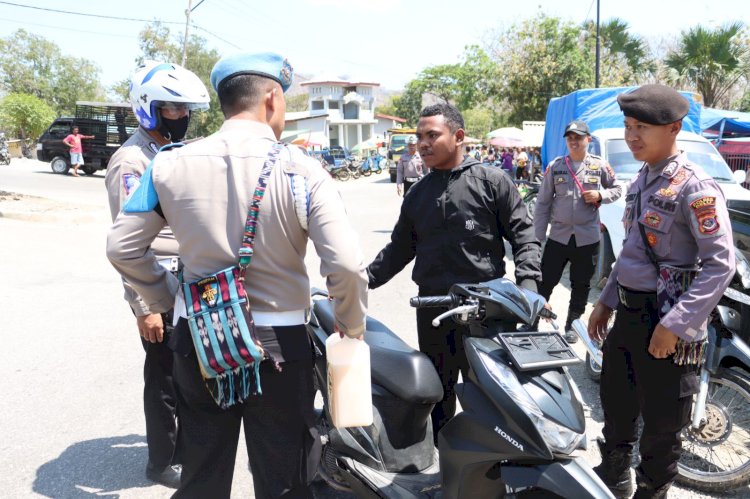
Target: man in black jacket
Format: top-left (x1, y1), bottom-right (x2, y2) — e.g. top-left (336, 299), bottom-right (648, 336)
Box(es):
top-left (368, 103), bottom-right (542, 439)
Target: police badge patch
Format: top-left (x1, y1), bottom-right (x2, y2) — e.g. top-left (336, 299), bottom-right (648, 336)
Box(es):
top-left (690, 196), bottom-right (721, 237)
top-left (198, 276), bottom-right (220, 307)
top-left (670, 169), bottom-right (688, 185)
top-left (122, 172), bottom-right (141, 196)
top-left (280, 58), bottom-right (293, 87)
top-left (643, 211), bottom-right (662, 229)
top-left (656, 187), bottom-right (676, 199)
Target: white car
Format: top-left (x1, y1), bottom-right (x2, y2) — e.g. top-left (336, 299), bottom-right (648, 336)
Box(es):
top-left (591, 128), bottom-right (750, 287)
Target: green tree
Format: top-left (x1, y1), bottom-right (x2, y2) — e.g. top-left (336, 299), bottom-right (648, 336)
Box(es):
top-left (583, 18), bottom-right (654, 85)
top-left (0, 93), bottom-right (56, 140)
top-left (736, 89), bottom-right (750, 112)
top-left (665, 22), bottom-right (750, 107)
top-left (394, 45), bottom-right (500, 127)
top-left (135, 22), bottom-right (223, 137)
top-left (393, 80), bottom-right (425, 126)
top-left (375, 95), bottom-right (400, 118)
top-left (462, 107), bottom-right (495, 140)
top-left (490, 14), bottom-right (594, 124)
top-left (0, 29), bottom-right (104, 114)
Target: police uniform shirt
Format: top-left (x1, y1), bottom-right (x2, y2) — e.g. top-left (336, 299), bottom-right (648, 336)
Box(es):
top-left (534, 153), bottom-right (622, 246)
top-left (105, 127), bottom-right (178, 315)
top-left (600, 152), bottom-right (735, 341)
top-left (107, 119), bottom-right (368, 338)
top-left (396, 151), bottom-right (424, 184)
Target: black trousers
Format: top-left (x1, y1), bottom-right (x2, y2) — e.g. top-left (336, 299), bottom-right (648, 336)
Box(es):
top-left (539, 235), bottom-right (599, 328)
top-left (171, 340), bottom-right (320, 498)
top-left (600, 296), bottom-right (699, 489)
top-left (403, 179), bottom-right (417, 195)
top-left (416, 306), bottom-right (469, 441)
top-left (139, 312), bottom-right (178, 469)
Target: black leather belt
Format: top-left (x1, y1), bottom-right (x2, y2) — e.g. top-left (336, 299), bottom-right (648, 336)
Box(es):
top-left (617, 284), bottom-right (656, 310)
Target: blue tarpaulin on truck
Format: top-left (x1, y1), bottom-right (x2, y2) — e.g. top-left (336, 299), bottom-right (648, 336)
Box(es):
top-left (541, 87), bottom-right (703, 167)
top-left (701, 107), bottom-right (750, 135)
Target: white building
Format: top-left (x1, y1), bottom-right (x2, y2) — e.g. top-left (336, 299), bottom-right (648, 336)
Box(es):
top-left (283, 76), bottom-right (406, 149)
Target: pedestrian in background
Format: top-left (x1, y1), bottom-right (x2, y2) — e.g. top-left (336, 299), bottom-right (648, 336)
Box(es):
top-left (63, 126), bottom-right (94, 176)
top-left (104, 60), bottom-right (210, 489)
top-left (588, 85), bottom-right (735, 498)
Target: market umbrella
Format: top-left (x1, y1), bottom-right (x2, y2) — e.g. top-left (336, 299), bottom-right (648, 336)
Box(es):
top-left (487, 127), bottom-right (525, 148)
top-left (351, 134), bottom-right (385, 153)
top-left (463, 136), bottom-right (482, 144)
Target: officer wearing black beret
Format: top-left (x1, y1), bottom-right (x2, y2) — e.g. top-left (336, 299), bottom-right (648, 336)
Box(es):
top-left (588, 84), bottom-right (735, 498)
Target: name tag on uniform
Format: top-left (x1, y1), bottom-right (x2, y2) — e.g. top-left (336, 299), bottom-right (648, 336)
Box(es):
top-left (585, 175), bottom-right (600, 184)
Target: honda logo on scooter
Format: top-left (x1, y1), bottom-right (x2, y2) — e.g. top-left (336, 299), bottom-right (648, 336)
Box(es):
top-left (494, 425), bottom-right (524, 451)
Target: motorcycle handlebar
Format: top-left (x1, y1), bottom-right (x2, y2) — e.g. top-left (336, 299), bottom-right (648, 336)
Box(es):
top-left (409, 295), bottom-right (457, 308)
top-left (539, 307), bottom-right (557, 321)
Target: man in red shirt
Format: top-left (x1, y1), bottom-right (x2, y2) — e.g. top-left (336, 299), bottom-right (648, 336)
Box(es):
top-left (63, 126), bottom-right (94, 176)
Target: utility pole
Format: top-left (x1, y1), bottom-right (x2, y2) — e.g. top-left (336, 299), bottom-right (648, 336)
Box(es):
top-left (182, 0), bottom-right (192, 66)
top-left (595, 0), bottom-right (601, 88)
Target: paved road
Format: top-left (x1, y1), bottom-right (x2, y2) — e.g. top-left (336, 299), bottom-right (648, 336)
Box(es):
top-left (0, 158), bottom-right (744, 498)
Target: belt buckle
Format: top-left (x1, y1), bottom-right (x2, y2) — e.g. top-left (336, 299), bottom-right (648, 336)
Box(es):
top-left (617, 286), bottom-right (628, 308)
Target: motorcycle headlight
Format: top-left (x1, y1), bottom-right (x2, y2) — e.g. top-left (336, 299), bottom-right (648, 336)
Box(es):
top-left (735, 249), bottom-right (750, 290)
top-left (478, 351), bottom-right (583, 455)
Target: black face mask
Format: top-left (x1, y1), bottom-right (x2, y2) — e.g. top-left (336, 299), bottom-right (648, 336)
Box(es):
top-left (158, 115), bottom-right (190, 142)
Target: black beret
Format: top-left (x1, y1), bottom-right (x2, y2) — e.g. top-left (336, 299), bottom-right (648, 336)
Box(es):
top-left (617, 84), bottom-right (690, 125)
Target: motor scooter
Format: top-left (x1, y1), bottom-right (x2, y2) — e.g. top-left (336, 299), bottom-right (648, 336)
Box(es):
top-left (572, 246), bottom-right (750, 493)
top-left (307, 278), bottom-right (614, 498)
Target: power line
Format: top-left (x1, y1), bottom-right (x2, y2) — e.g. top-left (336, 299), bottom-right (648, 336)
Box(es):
top-left (0, 1), bottom-right (184, 25)
top-left (0, 16), bottom-right (137, 39)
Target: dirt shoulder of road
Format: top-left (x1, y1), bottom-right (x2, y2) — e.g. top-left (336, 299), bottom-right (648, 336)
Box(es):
top-left (0, 190), bottom-right (107, 224)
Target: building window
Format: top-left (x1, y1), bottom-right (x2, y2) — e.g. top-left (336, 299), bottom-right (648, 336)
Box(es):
top-left (328, 101), bottom-right (340, 109)
top-left (311, 101), bottom-right (324, 110)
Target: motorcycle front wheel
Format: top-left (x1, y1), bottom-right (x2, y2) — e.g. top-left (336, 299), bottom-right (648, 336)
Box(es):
top-left (677, 367), bottom-right (750, 492)
top-left (335, 169), bottom-right (350, 181)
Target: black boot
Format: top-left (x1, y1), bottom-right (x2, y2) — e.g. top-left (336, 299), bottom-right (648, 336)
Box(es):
top-left (563, 319), bottom-right (578, 343)
top-left (592, 438), bottom-right (634, 499)
top-left (633, 470), bottom-right (672, 499)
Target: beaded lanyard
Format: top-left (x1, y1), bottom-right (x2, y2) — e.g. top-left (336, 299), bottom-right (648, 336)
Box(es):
top-left (239, 141), bottom-right (284, 282)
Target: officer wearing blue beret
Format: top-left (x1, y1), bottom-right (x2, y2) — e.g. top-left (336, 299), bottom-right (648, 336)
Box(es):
top-left (107, 52), bottom-right (368, 498)
top-left (588, 84), bottom-right (735, 498)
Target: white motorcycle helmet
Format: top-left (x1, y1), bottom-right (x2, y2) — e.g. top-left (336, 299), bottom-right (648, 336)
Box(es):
top-left (129, 61), bottom-right (210, 131)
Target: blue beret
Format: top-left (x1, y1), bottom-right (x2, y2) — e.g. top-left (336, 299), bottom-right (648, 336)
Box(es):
top-left (210, 52), bottom-right (294, 93)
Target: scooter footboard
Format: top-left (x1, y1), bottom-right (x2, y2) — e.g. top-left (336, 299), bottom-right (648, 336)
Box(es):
top-left (501, 458), bottom-right (614, 499)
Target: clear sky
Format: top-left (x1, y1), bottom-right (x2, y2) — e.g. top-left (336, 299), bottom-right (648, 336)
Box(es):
top-left (1, 0), bottom-right (748, 93)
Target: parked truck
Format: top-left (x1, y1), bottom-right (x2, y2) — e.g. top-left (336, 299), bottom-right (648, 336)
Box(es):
top-left (36, 101), bottom-right (138, 175)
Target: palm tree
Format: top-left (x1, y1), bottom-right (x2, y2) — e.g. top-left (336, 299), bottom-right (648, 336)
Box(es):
top-left (666, 22), bottom-right (750, 107)
top-left (583, 18), bottom-right (653, 84)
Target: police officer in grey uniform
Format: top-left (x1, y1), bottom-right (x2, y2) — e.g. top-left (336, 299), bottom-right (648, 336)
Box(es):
top-left (107, 52), bottom-right (367, 499)
top-left (534, 120), bottom-right (621, 342)
top-left (104, 61), bottom-right (209, 488)
top-left (588, 84), bottom-right (735, 498)
top-left (396, 135), bottom-right (424, 196)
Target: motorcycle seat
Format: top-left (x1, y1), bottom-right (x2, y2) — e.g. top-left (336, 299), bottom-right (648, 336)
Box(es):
top-left (312, 299), bottom-right (443, 404)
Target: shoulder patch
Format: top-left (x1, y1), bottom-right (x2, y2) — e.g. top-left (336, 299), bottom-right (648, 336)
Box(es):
top-left (687, 192), bottom-right (723, 238)
top-left (122, 172), bottom-right (141, 196)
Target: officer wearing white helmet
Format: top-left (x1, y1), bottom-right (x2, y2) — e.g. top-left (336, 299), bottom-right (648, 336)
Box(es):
top-left (104, 60), bottom-right (209, 489)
